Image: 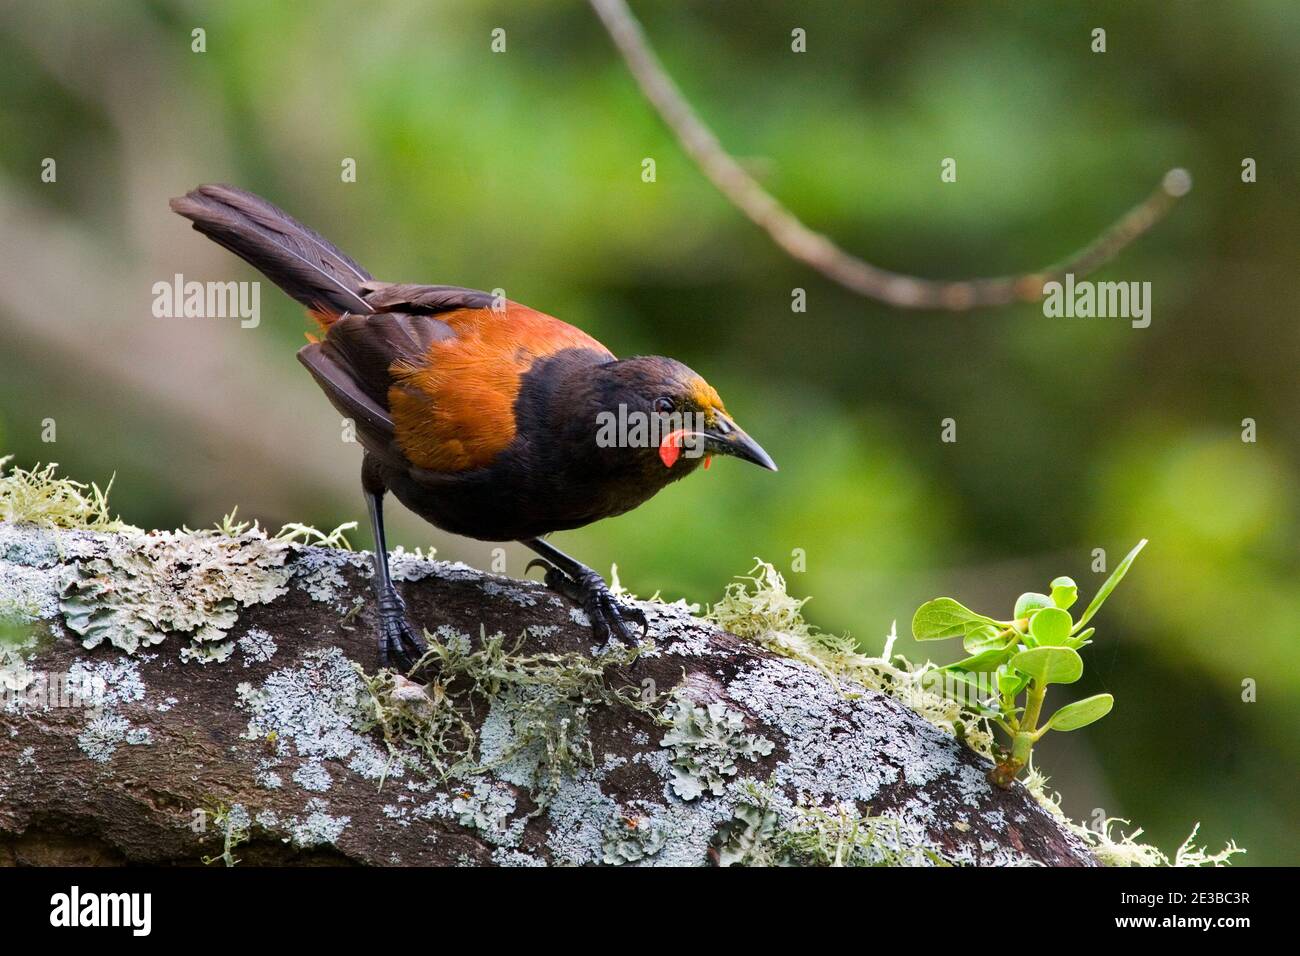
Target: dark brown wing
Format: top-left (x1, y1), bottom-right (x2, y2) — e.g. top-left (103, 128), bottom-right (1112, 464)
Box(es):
top-left (360, 281), bottom-right (497, 315)
top-left (296, 283), bottom-right (499, 464)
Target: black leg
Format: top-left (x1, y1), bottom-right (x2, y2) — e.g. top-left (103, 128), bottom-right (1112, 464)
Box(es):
top-left (363, 463), bottom-right (426, 672)
top-left (522, 537), bottom-right (647, 645)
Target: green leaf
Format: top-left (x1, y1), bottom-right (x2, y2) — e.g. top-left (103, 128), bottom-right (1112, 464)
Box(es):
top-left (1029, 607), bottom-right (1073, 646)
top-left (998, 667), bottom-right (1030, 700)
top-left (1014, 592), bottom-right (1052, 619)
top-left (1046, 693), bottom-right (1114, 731)
top-left (912, 598), bottom-right (999, 641)
top-left (1050, 576), bottom-right (1078, 610)
top-left (943, 647), bottom-right (1013, 673)
top-left (1065, 626), bottom-right (1095, 649)
top-left (1010, 646), bottom-right (1083, 685)
top-left (963, 624), bottom-right (1004, 654)
top-left (1074, 539), bottom-right (1147, 633)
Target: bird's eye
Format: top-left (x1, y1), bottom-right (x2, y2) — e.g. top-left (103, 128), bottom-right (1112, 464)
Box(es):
top-left (653, 397), bottom-right (674, 414)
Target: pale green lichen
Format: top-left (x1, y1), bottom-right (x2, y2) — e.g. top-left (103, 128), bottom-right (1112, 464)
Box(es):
top-left (201, 803), bottom-right (251, 867)
top-left (236, 647), bottom-right (392, 789)
top-left (67, 657), bottom-right (145, 708)
top-left (715, 783), bottom-right (951, 867)
top-left (291, 549), bottom-right (363, 604)
top-left (708, 560), bottom-right (1243, 867)
top-left (440, 779), bottom-right (526, 846)
top-left (188, 507), bottom-right (256, 538)
top-left (274, 521), bottom-right (357, 551)
top-left (292, 761), bottom-right (332, 792)
top-left (180, 639), bottom-right (235, 665)
top-left (0, 606), bottom-right (37, 695)
top-left (493, 847), bottom-right (547, 867)
top-left (660, 693), bottom-right (775, 801)
top-left (0, 527), bottom-right (65, 629)
top-left (0, 456), bottom-right (133, 532)
top-left (358, 626), bottom-right (654, 807)
top-left (1079, 818), bottom-right (1240, 867)
top-left (200, 508), bottom-right (364, 604)
top-left (714, 796), bottom-right (782, 866)
top-left (719, 653), bottom-right (1046, 867)
top-left (238, 628), bottom-right (277, 666)
top-left (537, 764), bottom-right (625, 864)
top-left (1023, 765), bottom-right (1245, 867)
top-left (60, 529), bottom-right (293, 659)
top-left (77, 712), bottom-right (131, 762)
top-left (785, 804), bottom-right (953, 867)
top-left (708, 562), bottom-right (994, 759)
top-left (353, 662), bottom-right (477, 784)
top-left (285, 797), bottom-right (350, 848)
top-left (64, 657), bottom-right (148, 761)
top-left (388, 545), bottom-right (440, 582)
top-left (193, 507), bottom-right (358, 552)
top-left (724, 653), bottom-right (978, 808)
top-left (5, 458), bottom-right (405, 665)
top-left (601, 814), bottom-right (668, 864)
top-left (538, 760), bottom-right (734, 867)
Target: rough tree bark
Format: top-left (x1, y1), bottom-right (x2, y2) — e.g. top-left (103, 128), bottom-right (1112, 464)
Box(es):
top-left (0, 523), bottom-right (1096, 866)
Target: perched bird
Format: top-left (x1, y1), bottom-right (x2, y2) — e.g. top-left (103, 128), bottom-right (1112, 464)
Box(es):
top-left (170, 185), bottom-right (775, 669)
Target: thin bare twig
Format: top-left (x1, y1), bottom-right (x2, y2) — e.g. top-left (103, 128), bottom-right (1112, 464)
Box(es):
top-left (590, 0), bottom-right (1191, 310)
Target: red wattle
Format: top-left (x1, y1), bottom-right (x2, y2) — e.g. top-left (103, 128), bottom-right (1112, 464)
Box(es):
top-left (659, 429), bottom-right (687, 468)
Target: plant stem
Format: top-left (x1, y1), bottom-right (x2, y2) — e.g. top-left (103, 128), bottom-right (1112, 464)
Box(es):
top-left (1021, 681), bottom-right (1047, 735)
top-left (1003, 681), bottom-right (1049, 771)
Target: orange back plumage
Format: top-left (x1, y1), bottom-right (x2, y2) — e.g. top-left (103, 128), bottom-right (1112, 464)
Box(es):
top-left (388, 302), bottom-right (613, 472)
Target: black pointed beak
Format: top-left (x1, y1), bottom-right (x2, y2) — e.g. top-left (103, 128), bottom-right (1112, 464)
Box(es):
top-left (704, 415), bottom-right (778, 471)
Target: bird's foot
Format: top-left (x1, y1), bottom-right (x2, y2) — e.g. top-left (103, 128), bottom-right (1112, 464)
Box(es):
top-left (375, 587), bottom-right (427, 673)
top-left (527, 560), bottom-right (647, 645)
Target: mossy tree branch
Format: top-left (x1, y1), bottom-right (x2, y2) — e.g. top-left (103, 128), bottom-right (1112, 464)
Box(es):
top-left (0, 522), bottom-right (1097, 867)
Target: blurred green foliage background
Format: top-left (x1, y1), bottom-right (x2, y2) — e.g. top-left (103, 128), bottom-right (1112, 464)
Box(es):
top-left (1, 0), bottom-right (1296, 862)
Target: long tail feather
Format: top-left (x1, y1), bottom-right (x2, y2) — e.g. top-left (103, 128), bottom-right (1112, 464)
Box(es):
top-left (170, 184), bottom-right (373, 320)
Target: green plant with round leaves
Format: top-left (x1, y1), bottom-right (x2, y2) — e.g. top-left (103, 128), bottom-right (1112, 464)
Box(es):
top-left (911, 540), bottom-right (1145, 788)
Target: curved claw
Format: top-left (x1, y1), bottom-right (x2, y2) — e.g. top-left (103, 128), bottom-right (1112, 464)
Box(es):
top-left (526, 558), bottom-right (596, 606)
top-left (524, 558), bottom-right (555, 579)
top-left (375, 589), bottom-right (427, 675)
top-left (620, 602), bottom-right (649, 640)
top-left (537, 570), bottom-right (646, 647)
